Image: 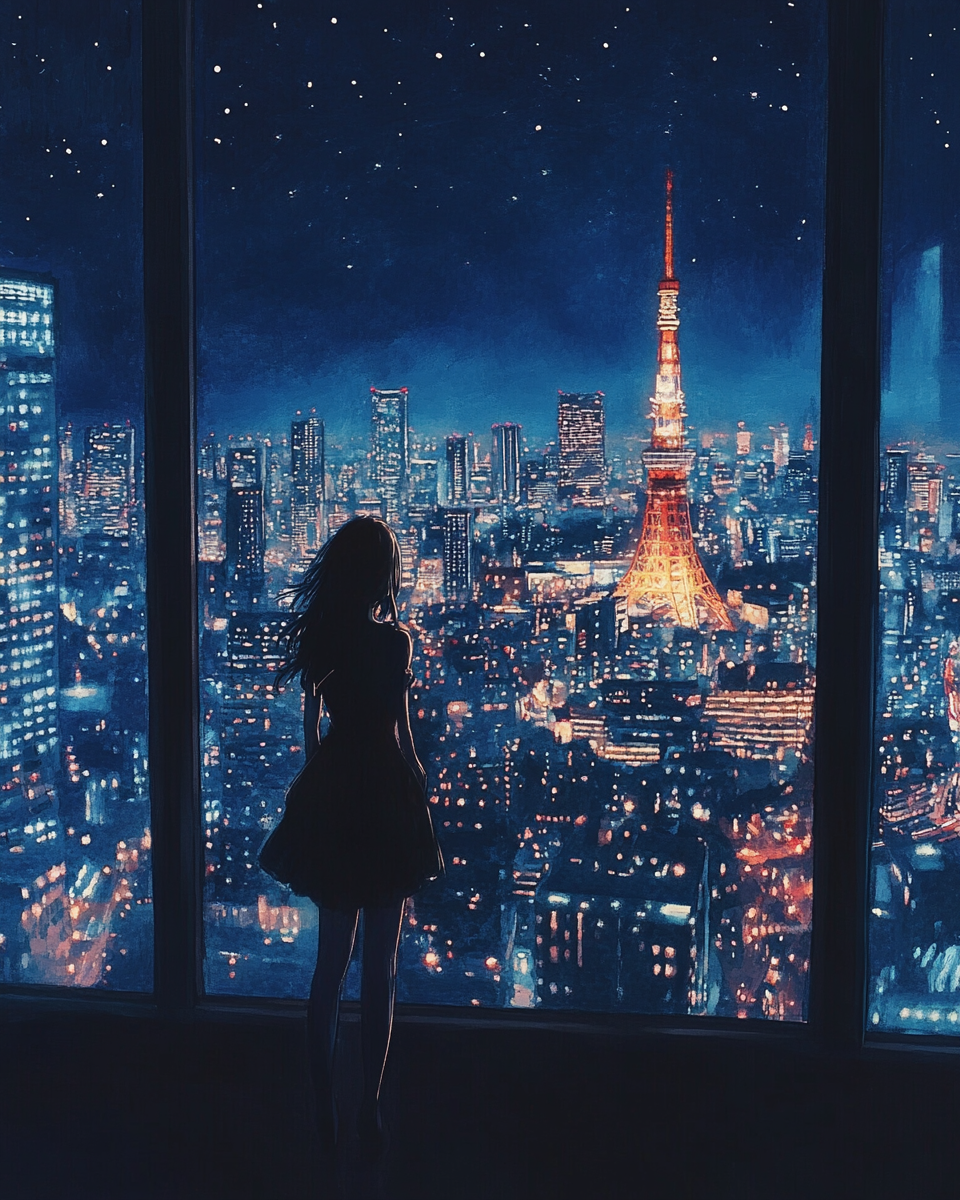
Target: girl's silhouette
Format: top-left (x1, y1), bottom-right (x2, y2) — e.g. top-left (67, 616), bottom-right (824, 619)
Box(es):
top-left (260, 516), bottom-right (443, 1156)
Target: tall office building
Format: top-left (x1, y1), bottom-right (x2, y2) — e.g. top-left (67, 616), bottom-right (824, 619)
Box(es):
top-left (370, 387), bottom-right (408, 524)
top-left (0, 273), bottom-right (58, 815)
top-left (226, 488), bottom-right (264, 604)
top-left (198, 434), bottom-right (225, 563)
top-left (226, 450), bottom-right (265, 609)
top-left (227, 444), bottom-right (262, 490)
top-left (446, 434), bottom-right (468, 505)
top-left (76, 422), bottom-right (137, 536)
top-left (883, 447), bottom-right (909, 519)
top-left (770, 423), bottom-right (790, 471)
top-left (557, 392), bottom-right (606, 507)
top-left (492, 422), bottom-right (521, 503)
top-left (290, 415), bottom-right (324, 555)
top-left (59, 421), bottom-right (77, 534)
top-left (443, 508), bottom-right (472, 600)
top-left (199, 433), bottom-right (219, 483)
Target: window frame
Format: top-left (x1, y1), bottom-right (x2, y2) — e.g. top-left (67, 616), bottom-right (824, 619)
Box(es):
top-left (0, 0), bottom-right (905, 1056)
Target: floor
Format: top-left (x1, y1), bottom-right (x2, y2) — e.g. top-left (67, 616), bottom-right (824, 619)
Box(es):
top-left (1, 1008), bottom-right (957, 1198)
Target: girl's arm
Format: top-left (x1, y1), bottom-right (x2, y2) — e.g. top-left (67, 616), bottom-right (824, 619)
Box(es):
top-left (395, 629), bottom-right (426, 788)
top-left (303, 682), bottom-right (322, 760)
top-left (397, 688), bottom-right (427, 790)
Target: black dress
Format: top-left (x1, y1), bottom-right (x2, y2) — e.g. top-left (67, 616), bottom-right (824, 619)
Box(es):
top-left (259, 619), bottom-right (444, 910)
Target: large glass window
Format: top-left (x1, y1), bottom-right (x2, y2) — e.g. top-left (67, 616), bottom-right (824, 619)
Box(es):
top-left (869, 1), bottom-right (960, 1034)
top-left (197, 0), bottom-right (825, 1017)
top-left (0, 3), bottom-right (150, 989)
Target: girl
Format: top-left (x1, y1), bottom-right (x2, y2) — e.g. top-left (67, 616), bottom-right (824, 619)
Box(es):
top-left (261, 516), bottom-right (443, 1155)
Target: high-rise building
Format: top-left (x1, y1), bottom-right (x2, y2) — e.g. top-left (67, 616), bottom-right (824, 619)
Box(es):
top-left (882, 447), bottom-right (908, 516)
top-left (0, 272), bottom-right (58, 816)
top-left (198, 434), bottom-right (225, 563)
top-left (408, 457), bottom-right (439, 514)
top-left (227, 444), bottom-right (262, 490)
top-left (199, 433), bottom-right (219, 483)
top-left (370, 387), bottom-right (408, 524)
top-left (614, 172), bottom-right (732, 631)
top-left (76, 422), bottom-right (136, 536)
top-left (736, 422), bottom-right (752, 456)
top-left (770, 423), bottom-right (790, 471)
top-left (59, 421), bottom-right (76, 534)
top-left (492, 422), bottom-right (521, 503)
top-left (442, 508), bottom-right (472, 600)
top-left (445, 434), bottom-right (468, 505)
top-left (290, 415), bottom-right (324, 555)
top-left (226, 486), bottom-right (265, 605)
top-left (557, 392), bottom-right (606, 507)
top-left (521, 457), bottom-right (554, 508)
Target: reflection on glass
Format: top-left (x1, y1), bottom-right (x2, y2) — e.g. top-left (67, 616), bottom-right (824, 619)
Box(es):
top-left (869, 2), bottom-right (960, 1034)
top-left (0, 4), bottom-right (150, 989)
top-left (198, 0), bottom-right (824, 1018)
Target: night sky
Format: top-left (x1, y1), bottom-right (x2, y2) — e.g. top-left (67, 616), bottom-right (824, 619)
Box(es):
top-left (0, 2), bottom-right (141, 424)
top-left (196, 0), bottom-right (827, 446)
top-left (882, 2), bottom-right (960, 439)
top-left (8, 3), bottom-right (953, 451)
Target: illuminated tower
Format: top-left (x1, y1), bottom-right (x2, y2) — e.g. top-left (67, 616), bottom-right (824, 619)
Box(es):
top-left (614, 172), bottom-right (732, 631)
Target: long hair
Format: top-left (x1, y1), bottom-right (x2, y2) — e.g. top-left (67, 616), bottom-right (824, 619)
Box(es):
top-left (278, 516), bottom-right (402, 686)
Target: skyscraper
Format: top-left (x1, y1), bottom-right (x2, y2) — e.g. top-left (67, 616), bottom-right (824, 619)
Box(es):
top-left (557, 392), bottom-right (606, 507)
top-left (770, 423), bottom-right (790, 471)
top-left (0, 273), bottom-right (58, 816)
top-left (883, 447), bottom-right (909, 519)
top-left (227, 444), bottom-right (262, 490)
top-left (198, 434), bottom-right (225, 563)
top-left (443, 508), bottom-right (472, 600)
top-left (226, 445), bottom-right (265, 605)
top-left (614, 172), bottom-right (732, 631)
top-left (226, 487), bottom-right (265, 606)
top-left (290, 414), bottom-right (324, 555)
top-left (370, 387), bottom-right (408, 524)
top-left (76, 422), bottom-right (137, 536)
top-left (446, 434), bottom-right (468, 505)
top-left (492, 422), bottom-right (521, 503)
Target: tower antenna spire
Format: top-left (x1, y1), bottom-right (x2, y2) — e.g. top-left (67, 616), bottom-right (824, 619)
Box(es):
top-left (664, 168), bottom-right (675, 281)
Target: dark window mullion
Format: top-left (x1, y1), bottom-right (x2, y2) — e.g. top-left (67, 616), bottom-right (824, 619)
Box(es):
top-left (143, 0), bottom-right (201, 1015)
top-left (809, 0), bottom-right (885, 1051)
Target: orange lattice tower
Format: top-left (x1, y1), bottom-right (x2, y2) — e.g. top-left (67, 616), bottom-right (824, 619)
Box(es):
top-left (614, 171), bottom-right (733, 631)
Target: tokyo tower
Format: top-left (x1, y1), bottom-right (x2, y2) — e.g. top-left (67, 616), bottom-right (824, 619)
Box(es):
top-left (614, 171), bottom-right (733, 632)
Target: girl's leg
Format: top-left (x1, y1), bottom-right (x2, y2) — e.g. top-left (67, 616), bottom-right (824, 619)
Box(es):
top-left (308, 905), bottom-right (359, 1142)
top-left (358, 900), bottom-right (405, 1134)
